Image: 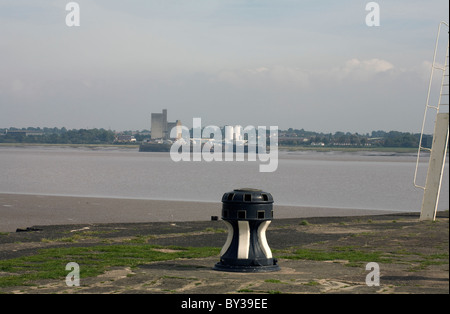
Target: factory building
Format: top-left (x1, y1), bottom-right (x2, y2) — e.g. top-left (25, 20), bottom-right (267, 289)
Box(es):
top-left (151, 109), bottom-right (181, 140)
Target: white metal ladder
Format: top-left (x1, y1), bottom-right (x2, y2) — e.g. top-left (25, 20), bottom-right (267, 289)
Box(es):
top-left (414, 21), bottom-right (449, 220)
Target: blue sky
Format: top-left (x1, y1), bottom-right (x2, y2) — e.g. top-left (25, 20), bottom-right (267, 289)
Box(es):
top-left (0, 0), bottom-right (448, 133)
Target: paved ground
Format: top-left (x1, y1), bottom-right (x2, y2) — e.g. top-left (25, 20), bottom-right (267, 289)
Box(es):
top-left (0, 211), bottom-right (448, 294)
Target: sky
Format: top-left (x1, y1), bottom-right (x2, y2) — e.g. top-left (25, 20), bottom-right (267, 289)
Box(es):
top-left (0, 0), bottom-right (448, 133)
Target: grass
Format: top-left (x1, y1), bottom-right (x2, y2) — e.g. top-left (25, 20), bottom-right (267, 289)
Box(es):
top-left (278, 244), bottom-right (449, 270)
top-left (280, 246), bottom-right (393, 267)
top-left (39, 228), bottom-right (227, 245)
top-left (406, 252), bottom-right (449, 272)
top-left (0, 244), bottom-right (219, 288)
top-left (303, 281), bottom-right (320, 286)
top-left (264, 279), bottom-right (283, 284)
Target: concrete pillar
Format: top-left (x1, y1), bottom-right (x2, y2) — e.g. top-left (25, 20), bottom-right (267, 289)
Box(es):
top-left (420, 113), bottom-right (449, 220)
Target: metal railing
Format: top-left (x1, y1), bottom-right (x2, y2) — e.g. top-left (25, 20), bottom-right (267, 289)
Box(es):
top-left (414, 21), bottom-right (449, 190)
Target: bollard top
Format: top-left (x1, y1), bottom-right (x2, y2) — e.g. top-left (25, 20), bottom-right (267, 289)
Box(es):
top-left (221, 188), bottom-right (274, 221)
top-left (222, 188), bottom-right (273, 204)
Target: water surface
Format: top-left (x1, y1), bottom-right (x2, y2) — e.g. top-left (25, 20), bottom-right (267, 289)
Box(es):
top-left (0, 146), bottom-right (448, 212)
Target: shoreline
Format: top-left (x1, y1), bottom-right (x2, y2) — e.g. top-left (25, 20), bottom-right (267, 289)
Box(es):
top-left (0, 193), bottom-right (399, 233)
top-left (0, 142), bottom-right (422, 154)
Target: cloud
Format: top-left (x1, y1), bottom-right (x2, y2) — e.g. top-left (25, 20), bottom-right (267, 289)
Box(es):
top-left (331, 58), bottom-right (395, 81)
top-left (216, 65), bottom-right (311, 91)
top-left (351, 59), bottom-right (394, 73)
top-left (215, 58), bottom-right (398, 92)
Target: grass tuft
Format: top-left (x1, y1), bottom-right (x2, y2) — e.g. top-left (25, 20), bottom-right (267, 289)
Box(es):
top-left (0, 244), bottom-right (219, 288)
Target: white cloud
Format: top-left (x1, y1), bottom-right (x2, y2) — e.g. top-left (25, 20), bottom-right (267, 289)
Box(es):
top-left (331, 58), bottom-right (395, 81)
top-left (216, 65), bottom-right (311, 91)
top-left (355, 59), bottom-right (394, 73)
top-left (215, 58), bottom-right (398, 91)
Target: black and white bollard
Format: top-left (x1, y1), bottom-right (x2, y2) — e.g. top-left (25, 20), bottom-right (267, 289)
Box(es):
top-left (213, 188), bottom-right (280, 272)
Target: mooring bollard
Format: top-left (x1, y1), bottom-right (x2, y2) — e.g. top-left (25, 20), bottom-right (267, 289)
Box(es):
top-left (214, 188), bottom-right (280, 272)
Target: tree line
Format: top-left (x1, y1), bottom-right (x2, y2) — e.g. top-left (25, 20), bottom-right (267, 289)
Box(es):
top-left (279, 129), bottom-right (430, 148)
top-left (0, 127), bottom-right (116, 144)
top-left (0, 126), bottom-right (433, 148)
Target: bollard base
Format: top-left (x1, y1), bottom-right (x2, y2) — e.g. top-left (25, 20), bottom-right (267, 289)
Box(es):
top-left (213, 262), bottom-right (280, 273)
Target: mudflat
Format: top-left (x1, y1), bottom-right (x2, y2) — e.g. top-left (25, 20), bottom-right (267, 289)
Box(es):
top-left (0, 193), bottom-right (392, 232)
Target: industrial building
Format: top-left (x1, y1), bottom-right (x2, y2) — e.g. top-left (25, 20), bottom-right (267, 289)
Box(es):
top-left (151, 109), bottom-right (181, 140)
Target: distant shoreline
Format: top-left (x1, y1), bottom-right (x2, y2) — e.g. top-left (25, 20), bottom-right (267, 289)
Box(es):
top-left (0, 142), bottom-right (421, 154)
top-left (278, 146), bottom-right (420, 153)
top-left (0, 143), bottom-right (140, 149)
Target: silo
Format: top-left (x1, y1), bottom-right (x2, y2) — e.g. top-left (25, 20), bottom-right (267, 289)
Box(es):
top-left (225, 125), bottom-right (234, 143)
top-left (234, 125), bottom-right (242, 142)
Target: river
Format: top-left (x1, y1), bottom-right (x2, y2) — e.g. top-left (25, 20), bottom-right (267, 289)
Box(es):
top-left (0, 146), bottom-right (448, 212)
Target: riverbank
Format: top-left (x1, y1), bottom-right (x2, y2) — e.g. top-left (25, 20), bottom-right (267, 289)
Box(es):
top-left (278, 146), bottom-right (420, 153)
top-left (0, 211), bottom-right (447, 294)
top-left (0, 193), bottom-right (397, 233)
top-left (0, 143), bottom-right (140, 149)
top-left (0, 142), bottom-right (422, 154)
